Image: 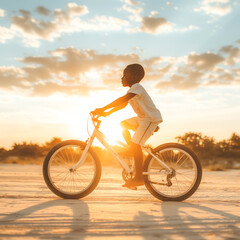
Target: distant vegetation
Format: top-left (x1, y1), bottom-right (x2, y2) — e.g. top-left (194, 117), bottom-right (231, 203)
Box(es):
top-left (0, 137), bottom-right (62, 165)
top-left (0, 133), bottom-right (240, 170)
top-left (176, 132), bottom-right (240, 170)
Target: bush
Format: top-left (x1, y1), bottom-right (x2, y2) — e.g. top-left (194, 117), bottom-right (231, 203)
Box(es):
top-left (0, 133), bottom-right (239, 169)
top-left (42, 137), bottom-right (62, 155)
top-left (0, 148), bottom-right (7, 159)
top-left (175, 132), bottom-right (240, 168)
top-left (8, 142), bottom-right (43, 158)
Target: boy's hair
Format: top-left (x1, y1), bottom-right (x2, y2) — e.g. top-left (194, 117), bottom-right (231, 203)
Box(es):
top-left (126, 63), bottom-right (145, 82)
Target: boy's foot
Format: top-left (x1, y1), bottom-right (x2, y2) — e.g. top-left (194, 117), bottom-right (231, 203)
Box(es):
top-left (122, 178), bottom-right (144, 188)
top-left (122, 185), bottom-right (138, 191)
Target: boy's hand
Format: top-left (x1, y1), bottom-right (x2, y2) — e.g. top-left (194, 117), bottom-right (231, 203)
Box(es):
top-left (91, 108), bottom-right (110, 117)
top-left (91, 108), bottom-right (103, 116)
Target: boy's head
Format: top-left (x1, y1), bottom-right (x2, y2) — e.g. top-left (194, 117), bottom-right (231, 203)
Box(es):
top-left (122, 63), bottom-right (145, 87)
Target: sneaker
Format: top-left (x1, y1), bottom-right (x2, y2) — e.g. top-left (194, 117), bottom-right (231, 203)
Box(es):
top-left (122, 184), bottom-right (138, 191)
top-left (122, 178), bottom-right (144, 188)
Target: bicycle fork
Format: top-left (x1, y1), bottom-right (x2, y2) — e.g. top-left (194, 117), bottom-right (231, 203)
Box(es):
top-left (70, 128), bottom-right (132, 174)
top-left (70, 135), bottom-right (95, 171)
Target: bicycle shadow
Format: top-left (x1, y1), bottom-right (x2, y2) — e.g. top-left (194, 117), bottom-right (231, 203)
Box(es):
top-left (134, 201), bottom-right (240, 239)
top-left (0, 199), bottom-right (89, 239)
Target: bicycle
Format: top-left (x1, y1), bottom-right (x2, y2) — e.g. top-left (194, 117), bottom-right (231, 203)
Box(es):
top-left (43, 113), bottom-right (202, 201)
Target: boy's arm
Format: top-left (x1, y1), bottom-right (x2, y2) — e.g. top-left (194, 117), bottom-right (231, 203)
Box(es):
top-left (103, 102), bottom-right (127, 116)
top-left (92, 93), bottom-right (136, 116)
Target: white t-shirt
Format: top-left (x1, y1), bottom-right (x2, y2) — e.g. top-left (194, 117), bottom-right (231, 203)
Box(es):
top-left (127, 83), bottom-right (163, 122)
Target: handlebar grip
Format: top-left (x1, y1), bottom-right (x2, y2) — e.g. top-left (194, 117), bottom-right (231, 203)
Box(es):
top-left (90, 112), bottom-right (101, 127)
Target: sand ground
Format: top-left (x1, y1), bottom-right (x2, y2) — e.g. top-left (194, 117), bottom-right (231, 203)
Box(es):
top-left (0, 164), bottom-right (239, 240)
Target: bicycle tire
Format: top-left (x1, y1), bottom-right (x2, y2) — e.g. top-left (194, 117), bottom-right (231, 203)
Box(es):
top-left (43, 140), bottom-right (101, 199)
top-left (143, 143), bottom-right (202, 201)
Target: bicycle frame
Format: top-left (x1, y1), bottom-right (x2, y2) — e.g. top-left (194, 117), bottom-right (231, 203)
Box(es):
top-left (71, 115), bottom-right (172, 174)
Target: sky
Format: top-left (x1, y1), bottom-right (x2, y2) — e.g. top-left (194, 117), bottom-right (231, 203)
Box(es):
top-left (0, 0), bottom-right (240, 149)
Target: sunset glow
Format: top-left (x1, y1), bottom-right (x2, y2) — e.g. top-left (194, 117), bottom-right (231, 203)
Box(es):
top-left (0, 0), bottom-right (240, 149)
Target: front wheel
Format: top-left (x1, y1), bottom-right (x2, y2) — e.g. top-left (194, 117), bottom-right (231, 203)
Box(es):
top-left (143, 143), bottom-right (202, 201)
top-left (43, 140), bottom-right (101, 199)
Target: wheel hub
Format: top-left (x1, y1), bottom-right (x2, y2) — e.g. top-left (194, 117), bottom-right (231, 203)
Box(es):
top-left (122, 165), bottom-right (135, 182)
top-left (69, 167), bottom-right (76, 173)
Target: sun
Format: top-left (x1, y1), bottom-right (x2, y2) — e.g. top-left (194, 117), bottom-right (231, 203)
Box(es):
top-left (62, 92), bottom-right (136, 146)
top-left (66, 106), bottom-right (133, 146)
top-left (99, 114), bottom-right (126, 145)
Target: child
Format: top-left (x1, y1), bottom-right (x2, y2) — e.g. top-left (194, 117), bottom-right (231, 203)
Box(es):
top-left (91, 64), bottom-right (163, 188)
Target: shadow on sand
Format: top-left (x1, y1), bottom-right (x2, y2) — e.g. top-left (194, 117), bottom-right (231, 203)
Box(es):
top-left (1, 198), bottom-right (239, 239)
top-left (0, 199), bottom-right (89, 239)
top-left (134, 201), bottom-right (240, 239)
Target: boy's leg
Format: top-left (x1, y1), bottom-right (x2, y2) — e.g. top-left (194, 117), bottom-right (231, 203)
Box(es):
top-left (123, 120), bottom-right (161, 187)
top-left (122, 142), bottom-right (144, 187)
top-left (120, 118), bottom-right (138, 145)
top-left (122, 128), bottom-right (131, 145)
top-left (131, 142), bottom-right (144, 182)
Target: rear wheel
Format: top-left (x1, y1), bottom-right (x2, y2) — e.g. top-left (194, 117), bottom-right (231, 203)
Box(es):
top-left (143, 143), bottom-right (202, 201)
top-left (43, 140), bottom-right (101, 199)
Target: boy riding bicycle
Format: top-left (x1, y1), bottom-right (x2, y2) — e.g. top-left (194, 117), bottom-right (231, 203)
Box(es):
top-left (92, 64), bottom-right (163, 188)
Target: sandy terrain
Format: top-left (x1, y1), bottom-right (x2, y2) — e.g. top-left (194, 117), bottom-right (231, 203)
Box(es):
top-left (0, 163), bottom-right (239, 240)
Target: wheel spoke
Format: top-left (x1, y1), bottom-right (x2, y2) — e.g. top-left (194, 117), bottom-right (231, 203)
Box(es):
top-left (145, 144), bottom-right (201, 200)
top-left (45, 143), bottom-right (98, 196)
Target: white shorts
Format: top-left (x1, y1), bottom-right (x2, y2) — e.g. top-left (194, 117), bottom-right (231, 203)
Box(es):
top-left (121, 117), bottom-right (161, 146)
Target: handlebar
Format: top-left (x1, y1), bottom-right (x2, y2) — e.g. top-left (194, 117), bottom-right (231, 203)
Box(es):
top-left (90, 112), bottom-right (102, 128)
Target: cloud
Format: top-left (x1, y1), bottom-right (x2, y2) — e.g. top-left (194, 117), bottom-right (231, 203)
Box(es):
top-left (175, 25), bottom-right (199, 33)
top-left (157, 70), bottom-right (203, 91)
top-left (0, 47), bottom-right (139, 96)
top-left (122, 0), bottom-right (141, 6)
top-left (121, 1), bottom-right (173, 33)
top-left (10, 3), bottom-right (89, 43)
top-left (166, 1), bottom-right (179, 10)
top-left (187, 52), bottom-right (224, 70)
top-left (7, 3), bottom-right (129, 47)
top-left (2, 1), bottom-right (198, 47)
top-left (153, 42), bottom-right (240, 91)
top-left (1, 41), bottom-right (239, 95)
top-left (166, 1), bottom-right (173, 6)
top-left (219, 45), bottom-right (240, 65)
top-left (0, 66), bottom-right (25, 89)
top-left (0, 8), bottom-right (5, 17)
top-left (140, 16), bottom-right (173, 33)
top-left (121, 0), bottom-right (143, 22)
top-left (195, 0), bottom-right (232, 17)
top-left (87, 16), bottom-right (129, 31)
top-left (35, 6), bottom-right (51, 16)
top-left (11, 10), bottom-right (59, 40)
top-left (53, 3), bottom-right (89, 23)
top-left (121, 1), bottom-right (197, 34)
top-left (146, 64), bottom-right (172, 81)
top-left (21, 47), bottom-right (138, 77)
top-left (141, 57), bottom-right (173, 80)
top-left (0, 26), bottom-right (15, 43)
